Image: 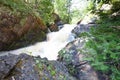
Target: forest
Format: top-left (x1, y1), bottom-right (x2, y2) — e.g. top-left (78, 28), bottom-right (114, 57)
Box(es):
top-left (0, 0), bottom-right (120, 80)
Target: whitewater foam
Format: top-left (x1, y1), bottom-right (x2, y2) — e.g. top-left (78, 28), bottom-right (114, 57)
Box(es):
top-left (0, 24), bottom-right (76, 60)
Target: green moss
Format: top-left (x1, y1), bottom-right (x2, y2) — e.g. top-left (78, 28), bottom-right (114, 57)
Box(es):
top-left (47, 64), bottom-right (56, 76)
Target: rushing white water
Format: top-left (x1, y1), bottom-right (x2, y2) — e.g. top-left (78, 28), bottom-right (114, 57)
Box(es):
top-left (0, 24), bottom-right (76, 60)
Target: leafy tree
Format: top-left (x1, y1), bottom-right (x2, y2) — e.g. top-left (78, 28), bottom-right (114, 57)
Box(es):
top-left (0, 0), bottom-right (54, 24)
top-left (35, 0), bottom-right (54, 23)
top-left (111, 0), bottom-right (120, 12)
top-left (54, 0), bottom-right (72, 23)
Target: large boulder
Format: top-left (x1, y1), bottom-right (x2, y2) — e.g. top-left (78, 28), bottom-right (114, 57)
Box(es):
top-left (0, 53), bottom-right (76, 80)
top-left (0, 5), bottom-right (47, 51)
top-left (47, 23), bottom-right (59, 32)
top-left (58, 22), bottom-right (109, 80)
top-left (58, 38), bottom-right (99, 80)
top-left (72, 24), bottom-right (97, 37)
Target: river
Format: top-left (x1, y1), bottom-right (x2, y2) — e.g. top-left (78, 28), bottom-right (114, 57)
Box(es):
top-left (0, 24), bottom-right (76, 60)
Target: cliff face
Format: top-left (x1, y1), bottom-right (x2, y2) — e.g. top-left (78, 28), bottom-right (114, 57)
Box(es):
top-left (0, 5), bottom-right (47, 51)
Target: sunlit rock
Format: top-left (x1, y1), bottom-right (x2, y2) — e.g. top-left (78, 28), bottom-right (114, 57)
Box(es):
top-left (100, 4), bottom-right (112, 11)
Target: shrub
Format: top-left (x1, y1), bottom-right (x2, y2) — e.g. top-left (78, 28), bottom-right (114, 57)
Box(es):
top-left (84, 26), bottom-right (120, 80)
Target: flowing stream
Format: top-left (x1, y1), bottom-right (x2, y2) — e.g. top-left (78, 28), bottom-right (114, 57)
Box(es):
top-left (0, 24), bottom-right (76, 60)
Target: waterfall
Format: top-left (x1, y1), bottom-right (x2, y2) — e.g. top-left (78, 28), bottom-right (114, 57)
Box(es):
top-left (0, 24), bottom-right (76, 60)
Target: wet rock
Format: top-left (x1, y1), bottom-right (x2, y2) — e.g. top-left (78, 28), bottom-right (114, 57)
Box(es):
top-left (0, 53), bottom-right (76, 80)
top-left (47, 23), bottom-right (58, 32)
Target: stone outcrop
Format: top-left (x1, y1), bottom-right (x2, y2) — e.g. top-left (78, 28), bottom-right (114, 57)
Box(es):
top-left (58, 22), bottom-right (108, 80)
top-left (72, 23), bottom-right (97, 37)
top-left (0, 5), bottom-right (47, 51)
top-left (47, 23), bottom-right (58, 32)
top-left (58, 37), bottom-right (99, 80)
top-left (0, 53), bottom-right (76, 80)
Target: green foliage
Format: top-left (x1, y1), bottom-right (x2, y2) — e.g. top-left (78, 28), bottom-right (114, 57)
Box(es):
top-left (89, 0), bottom-right (120, 14)
top-left (81, 9), bottom-right (120, 79)
top-left (59, 49), bottom-right (73, 64)
top-left (91, 0), bottom-right (111, 3)
top-left (86, 0), bottom-right (103, 12)
top-left (87, 0), bottom-right (96, 11)
top-left (35, 58), bottom-right (57, 77)
top-left (86, 0), bottom-right (104, 11)
top-left (71, 7), bottom-right (89, 24)
top-left (54, 0), bottom-right (72, 23)
top-left (83, 23), bottom-right (120, 79)
top-left (47, 64), bottom-right (56, 76)
top-left (0, 0), bottom-right (54, 23)
top-left (35, 0), bottom-right (54, 23)
top-left (58, 49), bottom-right (77, 75)
top-left (0, 0), bottom-right (32, 15)
top-left (111, 0), bottom-right (120, 12)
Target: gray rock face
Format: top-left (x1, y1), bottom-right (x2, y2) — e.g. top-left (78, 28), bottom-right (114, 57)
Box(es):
top-left (72, 24), bottom-right (97, 37)
top-left (0, 53), bottom-right (76, 80)
top-left (58, 37), bottom-right (99, 80)
top-left (58, 22), bottom-right (108, 80)
top-left (0, 54), bottom-right (40, 80)
top-left (0, 54), bottom-right (19, 79)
